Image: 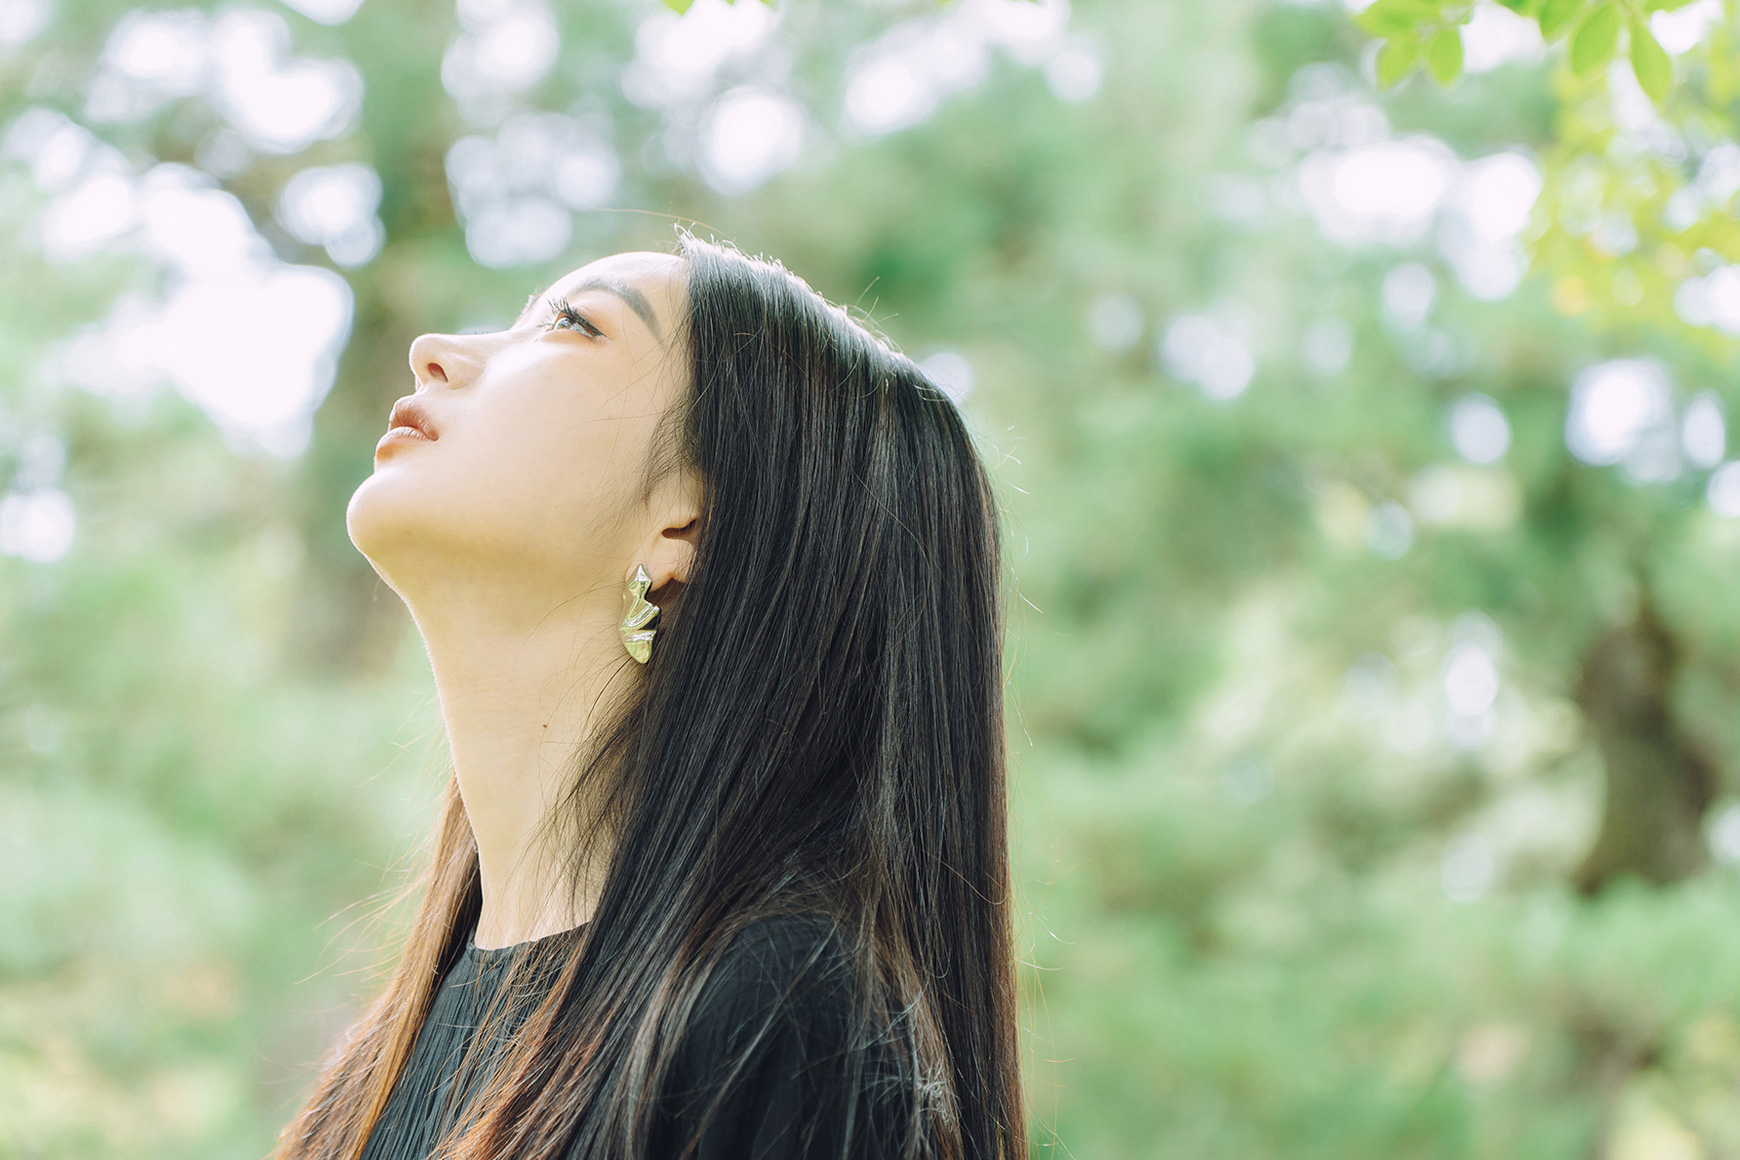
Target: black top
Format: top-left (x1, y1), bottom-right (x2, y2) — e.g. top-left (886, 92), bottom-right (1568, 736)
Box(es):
top-left (359, 914), bottom-right (905, 1160)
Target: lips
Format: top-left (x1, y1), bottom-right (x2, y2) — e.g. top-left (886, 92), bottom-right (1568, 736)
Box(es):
top-left (388, 397), bottom-right (438, 440)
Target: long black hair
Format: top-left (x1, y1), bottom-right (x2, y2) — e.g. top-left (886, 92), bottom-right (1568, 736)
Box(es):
top-left (275, 233), bottom-right (1022, 1160)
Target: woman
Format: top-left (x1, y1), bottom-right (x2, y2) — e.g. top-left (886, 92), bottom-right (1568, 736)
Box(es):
top-left (274, 234), bottom-right (1022, 1160)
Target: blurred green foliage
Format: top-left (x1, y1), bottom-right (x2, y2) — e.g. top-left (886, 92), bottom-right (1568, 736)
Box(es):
top-left (7, 0), bottom-right (1740, 1157)
top-left (1361, 0), bottom-right (1692, 96)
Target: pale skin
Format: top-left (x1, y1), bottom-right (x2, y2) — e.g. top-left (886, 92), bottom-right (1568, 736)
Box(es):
top-left (346, 251), bottom-right (698, 950)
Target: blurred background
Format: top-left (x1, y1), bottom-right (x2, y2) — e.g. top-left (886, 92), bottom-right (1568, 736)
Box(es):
top-left (6, 0), bottom-right (1740, 1154)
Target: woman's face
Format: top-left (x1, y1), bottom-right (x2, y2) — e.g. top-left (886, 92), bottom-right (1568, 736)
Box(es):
top-left (346, 250), bottom-right (690, 608)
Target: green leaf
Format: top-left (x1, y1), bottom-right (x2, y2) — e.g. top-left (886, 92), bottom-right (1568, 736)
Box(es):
top-left (1630, 18), bottom-right (1672, 101)
top-left (1356, 0), bottom-right (1442, 38)
top-left (1427, 25), bottom-right (1465, 83)
top-left (1377, 33), bottom-right (1424, 88)
top-left (1570, 3), bottom-right (1621, 74)
top-left (1539, 0), bottom-right (1587, 39)
top-left (664, 0), bottom-right (693, 10)
top-left (1497, 0), bottom-right (1537, 12)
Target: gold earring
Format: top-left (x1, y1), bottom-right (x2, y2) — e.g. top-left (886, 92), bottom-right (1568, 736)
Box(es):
top-left (620, 564), bottom-right (660, 664)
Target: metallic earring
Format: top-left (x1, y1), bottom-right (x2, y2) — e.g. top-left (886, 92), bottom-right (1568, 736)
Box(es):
top-left (619, 564), bottom-right (660, 664)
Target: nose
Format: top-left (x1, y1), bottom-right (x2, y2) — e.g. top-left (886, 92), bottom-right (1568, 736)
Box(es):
top-left (407, 332), bottom-right (478, 391)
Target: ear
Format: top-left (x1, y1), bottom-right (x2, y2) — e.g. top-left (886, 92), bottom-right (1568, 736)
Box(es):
top-left (631, 469), bottom-right (703, 598)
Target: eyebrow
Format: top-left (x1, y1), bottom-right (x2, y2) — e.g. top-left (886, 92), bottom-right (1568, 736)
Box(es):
top-left (518, 277), bottom-right (664, 341)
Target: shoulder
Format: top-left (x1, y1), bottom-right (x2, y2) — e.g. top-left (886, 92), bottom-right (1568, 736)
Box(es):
top-left (650, 914), bottom-right (897, 1159)
top-left (685, 913), bottom-right (855, 1059)
top-left (705, 914), bottom-right (850, 999)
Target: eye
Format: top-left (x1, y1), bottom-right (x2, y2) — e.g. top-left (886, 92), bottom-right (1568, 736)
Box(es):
top-left (542, 298), bottom-right (602, 338)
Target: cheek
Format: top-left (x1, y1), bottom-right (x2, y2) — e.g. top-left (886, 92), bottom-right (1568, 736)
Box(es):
top-left (422, 401), bottom-right (655, 570)
top-left (349, 348), bottom-right (676, 577)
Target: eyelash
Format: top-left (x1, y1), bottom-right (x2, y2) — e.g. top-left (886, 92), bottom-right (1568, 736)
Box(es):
top-left (542, 298), bottom-right (602, 338)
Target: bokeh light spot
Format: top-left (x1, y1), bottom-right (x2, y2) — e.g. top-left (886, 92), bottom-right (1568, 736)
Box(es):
top-left (1086, 293), bottom-right (1143, 353)
top-left (1365, 501), bottom-right (1414, 559)
top-left (700, 87), bottom-right (804, 195)
top-left (1381, 262), bottom-right (1436, 332)
top-left (1161, 309), bottom-right (1255, 400)
top-left (1442, 835), bottom-right (1495, 901)
top-left (0, 488), bottom-right (76, 563)
top-left (276, 163), bottom-right (384, 267)
top-left (1566, 359), bottom-right (1675, 472)
top-left (919, 350), bottom-right (975, 405)
top-left (1449, 395), bottom-right (1511, 464)
top-left (1682, 391), bottom-right (1726, 469)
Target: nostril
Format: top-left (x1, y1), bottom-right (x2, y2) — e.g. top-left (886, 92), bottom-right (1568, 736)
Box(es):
top-left (426, 362), bottom-right (449, 384)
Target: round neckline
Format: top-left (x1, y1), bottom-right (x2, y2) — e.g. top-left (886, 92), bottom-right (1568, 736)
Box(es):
top-left (464, 921), bottom-right (587, 964)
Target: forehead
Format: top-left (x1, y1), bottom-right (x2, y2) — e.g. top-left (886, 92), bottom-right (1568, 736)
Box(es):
top-left (545, 252), bottom-right (685, 317)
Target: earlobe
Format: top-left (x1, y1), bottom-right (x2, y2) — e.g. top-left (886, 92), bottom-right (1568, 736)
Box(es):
top-left (638, 471), bottom-right (703, 590)
top-left (636, 521), bottom-right (696, 592)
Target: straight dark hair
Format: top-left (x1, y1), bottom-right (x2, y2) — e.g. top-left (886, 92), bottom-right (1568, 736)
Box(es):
top-left (274, 233), bottom-right (1021, 1160)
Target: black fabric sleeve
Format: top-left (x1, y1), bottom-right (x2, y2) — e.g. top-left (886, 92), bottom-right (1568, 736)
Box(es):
top-left (645, 915), bottom-right (901, 1160)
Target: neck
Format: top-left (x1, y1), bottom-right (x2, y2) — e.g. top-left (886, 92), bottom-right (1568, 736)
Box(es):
top-left (406, 569), bottom-right (633, 950)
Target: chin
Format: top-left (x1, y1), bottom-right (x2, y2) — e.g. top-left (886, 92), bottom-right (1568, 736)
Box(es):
top-left (345, 472), bottom-right (425, 574)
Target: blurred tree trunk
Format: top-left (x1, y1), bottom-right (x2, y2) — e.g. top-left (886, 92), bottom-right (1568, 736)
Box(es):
top-left (1573, 598), bottom-right (1714, 894)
